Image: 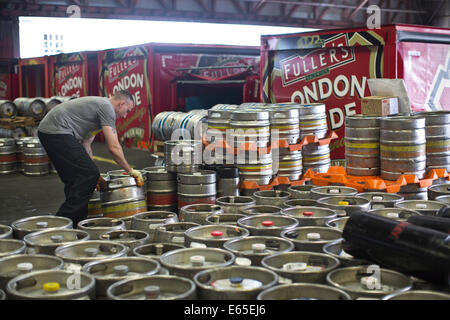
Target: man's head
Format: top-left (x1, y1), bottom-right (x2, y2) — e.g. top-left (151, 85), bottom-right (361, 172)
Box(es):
top-left (110, 90), bottom-right (134, 118)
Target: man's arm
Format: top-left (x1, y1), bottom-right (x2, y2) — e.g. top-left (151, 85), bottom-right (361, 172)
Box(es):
top-left (82, 136), bottom-right (96, 159)
top-left (102, 125), bottom-right (132, 173)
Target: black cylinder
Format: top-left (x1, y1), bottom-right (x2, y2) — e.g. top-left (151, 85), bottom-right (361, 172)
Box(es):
top-left (343, 211), bottom-right (450, 287)
top-left (407, 215), bottom-right (450, 234)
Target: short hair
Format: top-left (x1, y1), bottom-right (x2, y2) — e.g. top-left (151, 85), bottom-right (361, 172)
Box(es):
top-left (113, 90), bottom-right (134, 103)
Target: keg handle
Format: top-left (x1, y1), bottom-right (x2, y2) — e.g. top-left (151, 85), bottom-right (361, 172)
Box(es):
top-left (284, 231), bottom-right (298, 239)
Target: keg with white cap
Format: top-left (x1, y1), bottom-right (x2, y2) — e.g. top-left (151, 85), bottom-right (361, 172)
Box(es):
top-left (325, 217), bottom-right (349, 231)
top-left (281, 206), bottom-right (337, 226)
top-left (311, 186), bottom-right (358, 200)
top-left (100, 176), bottom-right (147, 219)
top-left (223, 236), bottom-right (294, 267)
top-left (6, 270), bottom-right (96, 300)
top-left (82, 257), bottom-right (160, 298)
top-left (237, 215), bottom-right (298, 237)
top-left (23, 229), bottom-right (90, 255)
top-left (239, 205), bottom-right (283, 216)
top-left (345, 115), bottom-right (381, 176)
top-left (261, 251), bottom-right (340, 284)
top-left (133, 243), bottom-right (185, 262)
top-left (22, 137), bottom-right (49, 176)
top-left (417, 111), bottom-right (450, 172)
top-left (153, 222), bottom-right (199, 245)
top-left (326, 265), bottom-right (413, 300)
top-left (302, 143), bottom-right (330, 174)
top-left (179, 204), bottom-right (223, 225)
top-left (130, 211), bottom-right (178, 242)
top-left (394, 200), bottom-right (447, 216)
top-left (164, 140), bottom-right (202, 174)
top-left (12, 215), bottom-right (73, 240)
top-left (177, 170), bottom-right (216, 210)
top-left (257, 283), bottom-right (352, 300)
top-left (0, 100), bottom-right (18, 118)
top-left (253, 190), bottom-right (291, 207)
top-left (0, 225), bottom-right (13, 239)
top-left (159, 247), bottom-right (235, 279)
top-left (281, 226), bottom-right (343, 252)
top-left (317, 196), bottom-right (371, 217)
top-left (368, 207), bottom-right (421, 221)
top-left (357, 192), bottom-right (404, 209)
top-left (380, 116), bottom-right (426, 180)
top-left (142, 166), bottom-right (177, 213)
top-left (0, 138), bottom-right (16, 174)
top-left (100, 230), bottom-right (150, 254)
top-left (13, 97), bottom-right (46, 119)
top-left (322, 239), bottom-right (371, 268)
top-left (77, 217), bottom-right (126, 240)
top-left (216, 196), bottom-right (255, 214)
top-left (288, 185), bottom-right (314, 199)
top-left (194, 266), bottom-right (278, 300)
top-left (382, 290), bottom-right (450, 300)
top-left (107, 275), bottom-right (197, 300)
top-left (428, 183), bottom-right (450, 200)
top-left (0, 254), bottom-right (64, 290)
top-left (184, 224), bottom-right (249, 248)
top-left (0, 239), bottom-right (26, 258)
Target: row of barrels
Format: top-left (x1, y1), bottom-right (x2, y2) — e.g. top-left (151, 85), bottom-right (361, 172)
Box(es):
top-left (1, 182), bottom-right (449, 300)
top-left (0, 96), bottom-right (74, 120)
top-left (345, 111), bottom-right (450, 180)
top-left (0, 137), bottom-right (54, 175)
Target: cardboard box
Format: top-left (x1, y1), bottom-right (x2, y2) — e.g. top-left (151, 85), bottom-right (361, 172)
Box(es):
top-left (361, 96), bottom-right (399, 116)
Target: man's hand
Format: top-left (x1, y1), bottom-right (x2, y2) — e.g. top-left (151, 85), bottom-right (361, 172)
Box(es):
top-left (129, 169), bottom-right (144, 187)
top-left (96, 175), bottom-right (108, 192)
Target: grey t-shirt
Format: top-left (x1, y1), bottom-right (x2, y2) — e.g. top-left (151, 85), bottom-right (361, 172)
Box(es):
top-left (38, 96), bottom-right (116, 141)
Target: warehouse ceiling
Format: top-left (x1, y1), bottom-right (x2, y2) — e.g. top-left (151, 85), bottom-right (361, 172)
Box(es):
top-left (0, 0), bottom-right (447, 29)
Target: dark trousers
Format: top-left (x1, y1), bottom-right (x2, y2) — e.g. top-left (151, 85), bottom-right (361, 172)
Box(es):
top-left (38, 131), bottom-right (100, 226)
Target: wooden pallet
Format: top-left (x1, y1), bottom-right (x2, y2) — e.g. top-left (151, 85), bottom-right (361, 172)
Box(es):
top-left (152, 140), bottom-right (165, 157)
top-left (0, 116), bottom-right (38, 130)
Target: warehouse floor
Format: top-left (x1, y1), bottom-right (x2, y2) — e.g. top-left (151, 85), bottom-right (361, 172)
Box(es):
top-left (0, 142), bottom-right (154, 226)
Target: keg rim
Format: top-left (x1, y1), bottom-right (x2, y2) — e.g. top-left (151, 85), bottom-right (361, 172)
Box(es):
top-left (261, 251), bottom-right (340, 274)
top-left (223, 235), bottom-right (295, 255)
top-left (256, 282), bottom-right (352, 300)
top-left (23, 228), bottom-right (91, 247)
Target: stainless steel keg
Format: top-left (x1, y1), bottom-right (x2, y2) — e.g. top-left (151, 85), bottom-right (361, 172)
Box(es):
top-left (281, 206), bottom-right (337, 226)
top-left (367, 208), bottom-right (421, 221)
top-left (13, 97), bottom-right (46, 119)
top-left (357, 192), bottom-right (404, 209)
top-left (428, 183), bottom-right (450, 200)
top-left (296, 103), bottom-right (328, 139)
top-left (257, 283), bottom-right (351, 300)
top-left (281, 226), bottom-right (343, 252)
top-left (223, 236), bottom-right (294, 266)
top-left (82, 256), bottom-right (160, 297)
top-left (206, 109), bottom-right (232, 143)
top-left (239, 205), bottom-right (283, 216)
top-left (0, 100), bottom-right (18, 118)
top-left (177, 170), bottom-right (216, 209)
top-left (435, 195), bottom-right (450, 205)
top-left (216, 167), bottom-right (240, 197)
top-left (142, 166), bottom-right (177, 212)
top-left (152, 111), bottom-right (179, 141)
top-left (205, 213), bottom-right (247, 226)
top-left (164, 140), bottom-right (202, 173)
top-left (288, 185), bottom-right (314, 199)
top-left (380, 116), bottom-right (426, 180)
top-left (42, 97), bottom-right (62, 113)
top-left (268, 107), bottom-right (300, 145)
top-left (276, 149), bottom-right (303, 181)
top-left (159, 247), bottom-right (235, 279)
top-left (55, 240), bottom-right (128, 272)
top-left (325, 217), bottom-right (349, 231)
top-left (14, 137), bottom-right (32, 172)
top-left (23, 229), bottom-right (90, 255)
top-left (382, 290), bottom-right (450, 300)
top-left (310, 186), bottom-right (358, 200)
top-left (88, 189), bottom-right (103, 218)
top-left (12, 215), bottom-right (73, 240)
top-left (6, 270), bottom-right (96, 300)
top-left (130, 211), bottom-right (178, 242)
top-left (394, 200), bottom-right (447, 216)
top-left (179, 204), bottom-right (223, 225)
top-left (194, 266), bottom-right (278, 300)
top-left (230, 110), bottom-right (270, 147)
top-left (184, 224), bottom-right (249, 248)
top-left (100, 230), bottom-right (150, 254)
top-left (216, 196), bottom-right (255, 214)
top-left (282, 199), bottom-right (320, 208)
top-left (0, 225), bottom-right (13, 239)
top-left (0, 254), bottom-right (64, 290)
top-left (107, 275), bottom-right (196, 300)
top-left (345, 115), bottom-right (381, 176)
top-left (326, 265), bottom-right (413, 300)
top-left (133, 243), bottom-right (185, 262)
top-left (236, 151), bottom-right (273, 186)
top-left (322, 239), bottom-right (370, 268)
top-left (0, 138), bottom-right (16, 174)
top-left (153, 222), bottom-right (199, 245)
top-left (261, 251), bottom-right (340, 284)
top-left (77, 217), bottom-right (126, 240)
top-left (22, 138), bottom-right (49, 176)
top-left (317, 196), bottom-right (371, 217)
top-left (253, 190), bottom-right (291, 207)
top-left (0, 239), bottom-right (26, 258)
top-left (237, 214), bottom-right (298, 237)
top-left (302, 143), bottom-right (331, 174)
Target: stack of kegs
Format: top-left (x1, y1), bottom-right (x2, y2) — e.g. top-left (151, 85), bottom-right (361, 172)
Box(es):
top-left (13, 98), bottom-right (46, 120)
top-left (152, 110), bottom-right (207, 141)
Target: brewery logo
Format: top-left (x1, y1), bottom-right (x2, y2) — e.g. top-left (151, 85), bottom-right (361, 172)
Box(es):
top-left (426, 50), bottom-right (450, 111)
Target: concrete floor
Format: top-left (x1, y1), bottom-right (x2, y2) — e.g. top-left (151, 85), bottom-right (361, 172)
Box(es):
top-left (0, 142), bottom-right (156, 226)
